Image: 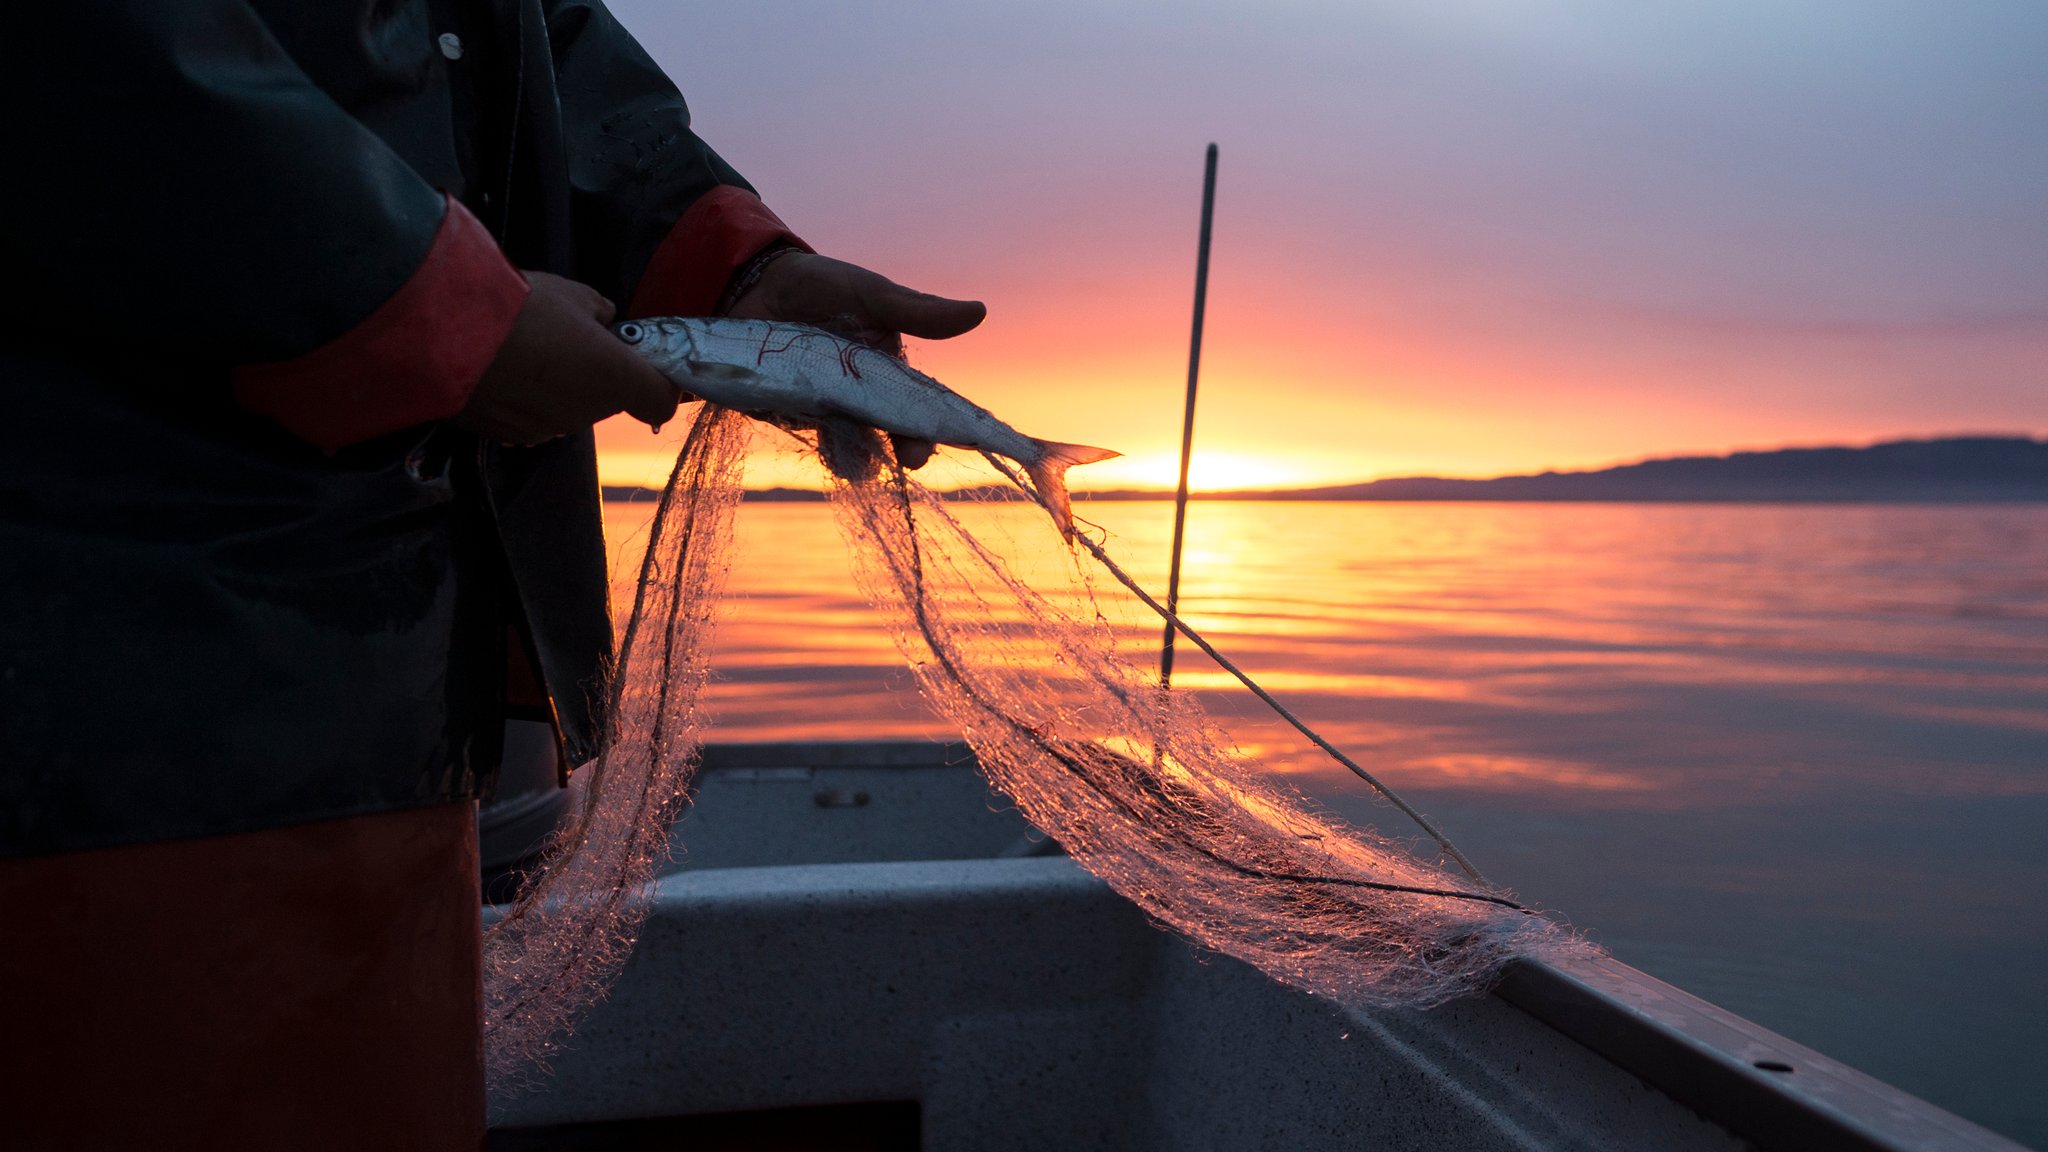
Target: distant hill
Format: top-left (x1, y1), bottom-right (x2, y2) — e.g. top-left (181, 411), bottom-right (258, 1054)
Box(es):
top-left (601, 436), bottom-right (2048, 504)
top-left (1249, 436), bottom-right (2048, 503)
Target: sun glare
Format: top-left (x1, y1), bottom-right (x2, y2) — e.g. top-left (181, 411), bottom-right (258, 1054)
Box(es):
top-left (1081, 451), bottom-right (1318, 493)
top-left (598, 412), bottom-right (1326, 496)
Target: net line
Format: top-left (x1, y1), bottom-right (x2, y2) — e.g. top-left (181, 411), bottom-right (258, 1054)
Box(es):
top-left (976, 454), bottom-right (1499, 891)
top-left (483, 406), bottom-right (748, 1088)
top-left (824, 429), bottom-right (1576, 1014)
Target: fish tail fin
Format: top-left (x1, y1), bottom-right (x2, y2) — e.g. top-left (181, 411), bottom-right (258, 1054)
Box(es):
top-left (1025, 440), bottom-right (1120, 537)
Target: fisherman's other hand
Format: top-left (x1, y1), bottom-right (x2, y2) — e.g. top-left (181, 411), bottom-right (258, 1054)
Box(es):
top-left (727, 250), bottom-right (986, 470)
top-left (458, 271), bottom-right (680, 446)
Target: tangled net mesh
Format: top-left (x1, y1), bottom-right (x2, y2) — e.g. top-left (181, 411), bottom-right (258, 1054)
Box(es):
top-left (484, 406), bottom-right (1580, 1088)
top-left (482, 408), bottom-right (747, 1087)
top-left (825, 432), bottom-right (1576, 1008)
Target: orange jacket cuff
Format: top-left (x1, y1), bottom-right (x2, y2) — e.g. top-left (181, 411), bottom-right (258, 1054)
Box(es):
top-left (626, 185), bottom-right (810, 319)
top-left (231, 195), bottom-right (529, 453)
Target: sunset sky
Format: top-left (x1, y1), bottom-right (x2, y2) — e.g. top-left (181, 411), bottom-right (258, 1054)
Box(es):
top-left (597, 0), bottom-right (2048, 493)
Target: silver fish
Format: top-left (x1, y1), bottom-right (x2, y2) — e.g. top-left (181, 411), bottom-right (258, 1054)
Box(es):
top-left (616, 316), bottom-right (1118, 535)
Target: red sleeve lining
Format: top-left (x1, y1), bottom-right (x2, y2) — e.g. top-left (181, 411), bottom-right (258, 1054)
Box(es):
top-left (625, 185), bottom-right (810, 319)
top-left (231, 195), bottom-right (530, 454)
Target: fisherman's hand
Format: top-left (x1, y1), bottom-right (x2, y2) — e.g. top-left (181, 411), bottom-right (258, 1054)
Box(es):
top-left (458, 272), bottom-right (680, 446)
top-left (727, 250), bottom-right (986, 469)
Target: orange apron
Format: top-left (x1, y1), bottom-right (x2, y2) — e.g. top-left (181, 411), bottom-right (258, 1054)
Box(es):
top-left (0, 802), bottom-right (482, 1150)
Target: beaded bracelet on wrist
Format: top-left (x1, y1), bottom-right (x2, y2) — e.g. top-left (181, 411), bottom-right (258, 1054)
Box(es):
top-left (715, 243), bottom-right (801, 315)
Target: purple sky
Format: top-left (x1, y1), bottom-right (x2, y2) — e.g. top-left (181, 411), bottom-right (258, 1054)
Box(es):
top-left (599, 0), bottom-right (2048, 489)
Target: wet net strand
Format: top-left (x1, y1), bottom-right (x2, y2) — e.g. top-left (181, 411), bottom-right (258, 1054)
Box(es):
top-left (824, 436), bottom-right (1577, 1012)
top-left (482, 407), bottom-right (748, 1088)
top-left (894, 461), bottom-right (1515, 910)
top-left (977, 453), bottom-right (1495, 889)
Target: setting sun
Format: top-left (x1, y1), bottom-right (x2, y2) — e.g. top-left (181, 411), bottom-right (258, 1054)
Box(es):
top-left (1080, 450), bottom-right (1319, 493)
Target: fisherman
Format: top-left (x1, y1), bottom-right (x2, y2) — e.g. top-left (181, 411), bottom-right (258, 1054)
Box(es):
top-left (0, 2), bottom-right (980, 1144)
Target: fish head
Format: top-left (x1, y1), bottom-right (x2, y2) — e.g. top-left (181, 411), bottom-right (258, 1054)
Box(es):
top-left (613, 315), bottom-right (798, 412)
top-left (616, 316), bottom-right (743, 404)
top-left (612, 317), bottom-right (700, 367)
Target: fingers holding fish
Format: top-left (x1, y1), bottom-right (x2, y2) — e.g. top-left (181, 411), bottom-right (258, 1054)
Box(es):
top-left (714, 250), bottom-right (981, 470)
top-left (725, 251), bottom-right (986, 344)
top-left (888, 432), bottom-right (936, 470)
top-left (459, 271), bottom-right (679, 445)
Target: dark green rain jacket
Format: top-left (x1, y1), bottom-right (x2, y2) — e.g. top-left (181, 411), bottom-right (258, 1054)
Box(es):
top-left (0, 0), bottom-right (795, 855)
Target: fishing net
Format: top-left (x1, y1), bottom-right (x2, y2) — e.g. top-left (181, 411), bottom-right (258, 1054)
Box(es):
top-left (482, 408), bottom-right (748, 1087)
top-left (484, 404), bottom-right (1577, 1087)
top-left (825, 435), bottom-right (1573, 1009)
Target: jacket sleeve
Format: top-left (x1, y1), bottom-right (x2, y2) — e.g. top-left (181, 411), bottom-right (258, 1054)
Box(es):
top-left (544, 0), bottom-right (809, 317)
top-left (3, 1), bottom-right (529, 451)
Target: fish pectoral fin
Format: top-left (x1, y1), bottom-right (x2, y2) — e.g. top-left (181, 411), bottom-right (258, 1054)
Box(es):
top-left (662, 360), bottom-right (763, 405)
top-left (684, 362), bottom-right (759, 384)
top-left (1024, 439), bottom-right (1120, 538)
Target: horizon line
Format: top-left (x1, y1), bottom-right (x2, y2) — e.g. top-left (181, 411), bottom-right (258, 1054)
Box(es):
top-left (600, 431), bottom-right (2048, 498)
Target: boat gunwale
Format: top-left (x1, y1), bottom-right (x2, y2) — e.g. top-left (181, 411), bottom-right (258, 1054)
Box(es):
top-left (672, 739), bottom-right (2027, 1152)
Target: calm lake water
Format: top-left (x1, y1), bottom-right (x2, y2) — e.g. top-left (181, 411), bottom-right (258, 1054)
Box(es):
top-left (605, 498), bottom-right (2048, 1146)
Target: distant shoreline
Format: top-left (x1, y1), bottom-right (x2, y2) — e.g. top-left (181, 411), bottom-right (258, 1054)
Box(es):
top-left (604, 434), bottom-right (2048, 504)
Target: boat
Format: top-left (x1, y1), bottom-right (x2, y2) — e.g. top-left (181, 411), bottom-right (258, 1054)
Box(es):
top-left (482, 739), bottom-right (2026, 1151)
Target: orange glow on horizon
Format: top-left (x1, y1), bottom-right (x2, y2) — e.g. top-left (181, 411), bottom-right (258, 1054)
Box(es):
top-left (593, 211), bottom-right (2046, 495)
top-left (1080, 450), bottom-right (1319, 493)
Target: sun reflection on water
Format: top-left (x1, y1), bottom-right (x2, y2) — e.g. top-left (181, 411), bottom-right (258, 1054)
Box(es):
top-left (602, 498), bottom-right (2048, 807)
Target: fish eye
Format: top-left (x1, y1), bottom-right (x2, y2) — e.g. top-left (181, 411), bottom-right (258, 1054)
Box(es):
top-left (616, 322), bottom-right (644, 345)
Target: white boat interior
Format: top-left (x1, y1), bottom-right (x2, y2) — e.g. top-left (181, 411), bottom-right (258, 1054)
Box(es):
top-left (484, 740), bottom-right (2027, 1151)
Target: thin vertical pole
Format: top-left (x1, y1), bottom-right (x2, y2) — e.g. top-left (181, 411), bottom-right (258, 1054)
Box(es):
top-left (1161, 143), bottom-right (1218, 689)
